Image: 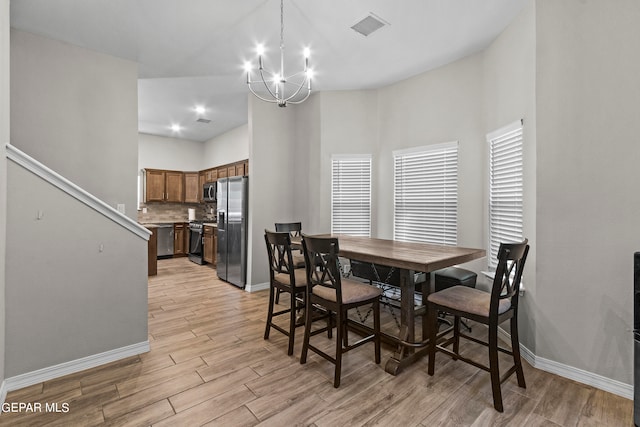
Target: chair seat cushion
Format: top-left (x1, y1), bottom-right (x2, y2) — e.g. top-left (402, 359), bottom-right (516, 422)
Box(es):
top-left (427, 285), bottom-right (511, 318)
top-left (274, 268), bottom-right (307, 288)
top-left (292, 253), bottom-right (306, 269)
top-left (313, 278), bottom-right (382, 304)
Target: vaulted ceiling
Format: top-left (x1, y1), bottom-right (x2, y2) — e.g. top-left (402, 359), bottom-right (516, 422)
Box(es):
top-left (10, 0), bottom-right (528, 142)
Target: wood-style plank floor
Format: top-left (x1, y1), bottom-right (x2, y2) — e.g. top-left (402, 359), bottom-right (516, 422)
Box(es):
top-left (0, 257), bottom-right (633, 426)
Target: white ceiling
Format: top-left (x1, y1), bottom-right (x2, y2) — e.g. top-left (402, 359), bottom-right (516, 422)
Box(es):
top-left (10, 0), bottom-right (528, 142)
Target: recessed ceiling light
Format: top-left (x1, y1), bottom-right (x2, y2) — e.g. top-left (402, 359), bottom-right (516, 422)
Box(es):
top-left (195, 106), bottom-right (206, 115)
top-left (170, 124), bottom-right (181, 132)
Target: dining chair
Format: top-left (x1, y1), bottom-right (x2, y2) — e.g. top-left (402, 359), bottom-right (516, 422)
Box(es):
top-left (300, 234), bottom-right (382, 388)
top-left (426, 239), bottom-right (529, 412)
top-left (263, 230), bottom-right (307, 356)
top-left (274, 222), bottom-right (305, 304)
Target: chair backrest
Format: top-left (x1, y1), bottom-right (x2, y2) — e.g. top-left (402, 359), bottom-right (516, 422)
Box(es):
top-left (301, 234), bottom-right (343, 302)
top-left (275, 222), bottom-right (302, 237)
top-left (490, 239), bottom-right (529, 314)
top-left (264, 230), bottom-right (295, 281)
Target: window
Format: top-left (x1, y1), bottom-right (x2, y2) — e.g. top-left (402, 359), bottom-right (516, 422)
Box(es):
top-left (393, 142), bottom-right (458, 245)
top-left (331, 155), bottom-right (372, 237)
top-left (487, 120), bottom-right (523, 269)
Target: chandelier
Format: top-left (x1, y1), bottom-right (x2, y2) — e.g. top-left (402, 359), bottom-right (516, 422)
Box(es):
top-left (244, 0), bottom-right (313, 107)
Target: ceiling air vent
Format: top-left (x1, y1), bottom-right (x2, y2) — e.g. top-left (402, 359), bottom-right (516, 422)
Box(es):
top-left (351, 13), bottom-right (389, 37)
top-left (196, 118), bottom-right (212, 124)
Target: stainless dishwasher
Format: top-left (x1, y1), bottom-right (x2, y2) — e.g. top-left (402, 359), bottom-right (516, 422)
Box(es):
top-left (156, 224), bottom-right (174, 257)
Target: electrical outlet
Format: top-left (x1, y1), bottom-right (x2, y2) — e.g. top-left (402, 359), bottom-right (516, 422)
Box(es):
top-left (117, 204), bottom-right (125, 214)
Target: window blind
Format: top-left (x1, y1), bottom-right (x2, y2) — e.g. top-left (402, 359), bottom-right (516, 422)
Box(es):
top-left (393, 142), bottom-right (458, 245)
top-left (488, 121), bottom-right (523, 269)
top-left (331, 155), bottom-right (372, 237)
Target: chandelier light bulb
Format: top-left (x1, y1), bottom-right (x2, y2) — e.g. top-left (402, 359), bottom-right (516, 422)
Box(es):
top-left (303, 47), bottom-right (310, 58)
top-left (256, 44), bottom-right (265, 56)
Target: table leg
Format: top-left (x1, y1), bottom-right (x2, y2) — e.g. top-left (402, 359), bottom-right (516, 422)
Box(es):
top-left (384, 269), bottom-right (419, 375)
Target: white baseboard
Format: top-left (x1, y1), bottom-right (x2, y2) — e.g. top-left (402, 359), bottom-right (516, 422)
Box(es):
top-left (3, 341), bottom-right (149, 395)
top-left (245, 282), bottom-right (269, 293)
top-left (497, 327), bottom-right (632, 400)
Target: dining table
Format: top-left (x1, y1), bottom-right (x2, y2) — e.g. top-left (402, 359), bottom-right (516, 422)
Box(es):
top-left (293, 234), bottom-right (486, 375)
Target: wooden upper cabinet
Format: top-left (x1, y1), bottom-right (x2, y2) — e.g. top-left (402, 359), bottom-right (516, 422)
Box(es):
top-left (199, 172), bottom-right (206, 202)
top-left (145, 170), bottom-right (166, 202)
top-left (205, 169), bottom-right (217, 182)
top-left (165, 171), bottom-right (184, 202)
top-left (145, 169), bottom-right (184, 202)
top-left (184, 172), bottom-right (199, 203)
top-left (146, 161), bottom-right (247, 203)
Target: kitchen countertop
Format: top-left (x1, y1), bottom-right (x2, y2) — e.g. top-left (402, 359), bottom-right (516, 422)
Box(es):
top-left (139, 220), bottom-right (217, 226)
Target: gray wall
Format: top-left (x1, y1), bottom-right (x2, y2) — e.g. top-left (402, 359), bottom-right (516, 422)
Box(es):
top-left (5, 164), bottom-right (148, 376)
top-left (138, 133), bottom-right (204, 172)
top-left (482, 0), bottom-right (537, 351)
top-left (7, 29), bottom-right (147, 377)
top-left (247, 96), bottom-right (296, 287)
top-left (11, 30), bottom-right (138, 220)
top-left (535, 0), bottom-right (640, 385)
top-left (377, 53), bottom-right (485, 257)
top-left (203, 124), bottom-right (249, 170)
top-left (0, 0), bottom-right (9, 389)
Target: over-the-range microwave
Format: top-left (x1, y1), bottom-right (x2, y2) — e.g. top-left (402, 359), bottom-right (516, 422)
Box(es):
top-left (203, 182), bottom-right (217, 202)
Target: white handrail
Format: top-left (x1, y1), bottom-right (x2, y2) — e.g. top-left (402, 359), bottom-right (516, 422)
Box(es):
top-left (5, 143), bottom-right (151, 240)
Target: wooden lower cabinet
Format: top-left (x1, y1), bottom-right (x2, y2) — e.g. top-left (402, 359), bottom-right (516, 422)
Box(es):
top-left (203, 225), bottom-right (216, 266)
top-left (174, 223), bottom-right (186, 256)
top-left (148, 226), bottom-right (157, 276)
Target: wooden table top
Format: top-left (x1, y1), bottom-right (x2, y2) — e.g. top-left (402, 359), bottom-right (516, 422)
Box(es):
top-left (295, 234), bottom-right (485, 273)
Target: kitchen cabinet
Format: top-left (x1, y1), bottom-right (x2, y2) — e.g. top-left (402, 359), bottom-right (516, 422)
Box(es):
top-left (174, 223), bottom-right (186, 255)
top-left (165, 171), bottom-right (184, 202)
top-left (217, 168), bottom-right (228, 179)
top-left (184, 222), bottom-right (190, 254)
top-left (184, 172), bottom-right (199, 203)
top-left (145, 170), bottom-right (166, 202)
top-left (199, 172), bottom-right (207, 202)
top-left (147, 226), bottom-right (157, 276)
top-left (145, 169), bottom-right (184, 203)
top-left (205, 168), bottom-right (217, 182)
top-left (203, 225), bottom-right (216, 265)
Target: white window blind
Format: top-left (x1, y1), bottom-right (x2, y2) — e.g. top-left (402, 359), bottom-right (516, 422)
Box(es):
top-left (488, 120), bottom-right (523, 269)
top-left (393, 142), bottom-right (458, 245)
top-left (331, 155), bottom-right (372, 237)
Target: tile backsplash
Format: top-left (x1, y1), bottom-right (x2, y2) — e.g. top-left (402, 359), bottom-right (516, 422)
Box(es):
top-left (138, 202), bottom-right (216, 223)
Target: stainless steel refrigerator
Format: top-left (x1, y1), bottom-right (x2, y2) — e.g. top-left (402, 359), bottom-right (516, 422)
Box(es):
top-left (217, 176), bottom-right (248, 288)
